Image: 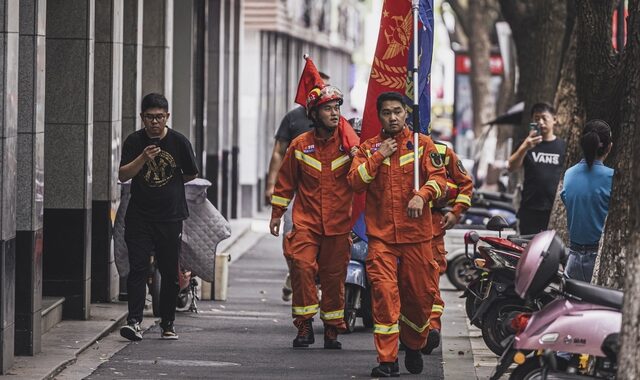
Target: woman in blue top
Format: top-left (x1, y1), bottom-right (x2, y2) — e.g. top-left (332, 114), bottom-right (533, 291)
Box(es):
top-left (560, 119), bottom-right (614, 282)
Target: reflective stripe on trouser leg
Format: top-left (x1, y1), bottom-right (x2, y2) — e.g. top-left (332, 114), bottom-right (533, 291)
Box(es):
top-left (317, 233), bottom-right (351, 329)
top-left (366, 238), bottom-right (401, 363)
top-left (430, 235), bottom-right (445, 331)
top-left (398, 240), bottom-right (437, 351)
top-left (284, 228), bottom-right (322, 323)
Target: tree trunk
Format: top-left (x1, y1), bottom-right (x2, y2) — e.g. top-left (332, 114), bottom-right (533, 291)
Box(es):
top-left (547, 26), bottom-right (584, 242)
top-left (500, 0), bottom-right (569, 143)
top-left (615, 0), bottom-right (640, 376)
top-left (468, 0), bottom-right (498, 136)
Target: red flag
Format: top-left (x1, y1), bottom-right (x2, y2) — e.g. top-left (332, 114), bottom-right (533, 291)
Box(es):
top-left (351, 0), bottom-right (413, 226)
top-left (295, 56), bottom-right (325, 107)
top-left (294, 56), bottom-right (359, 151)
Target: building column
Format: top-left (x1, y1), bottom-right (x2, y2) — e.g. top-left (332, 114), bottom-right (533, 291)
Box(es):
top-left (43, 0), bottom-right (95, 320)
top-left (122, 0), bottom-right (143, 138)
top-left (142, 0), bottom-right (173, 104)
top-left (15, 0), bottom-right (45, 356)
top-left (92, 0), bottom-right (123, 303)
top-left (0, 0), bottom-right (19, 372)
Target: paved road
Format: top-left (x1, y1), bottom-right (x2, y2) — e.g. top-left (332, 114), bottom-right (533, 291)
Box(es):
top-left (86, 235), bottom-right (444, 379)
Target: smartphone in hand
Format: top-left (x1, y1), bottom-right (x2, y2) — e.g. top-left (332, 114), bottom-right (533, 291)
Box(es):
top-left (149, 137), bottom-right (161, 147)
top-left (528, 122), bottom-right (541, 136)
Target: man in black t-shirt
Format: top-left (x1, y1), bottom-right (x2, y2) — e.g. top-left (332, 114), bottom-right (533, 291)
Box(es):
top-left (118, 93), bottom-right (199, 341)
top-left (508, 102), bottom-right (566, 235)
top-left (265, 72), bottom-right (329, 302)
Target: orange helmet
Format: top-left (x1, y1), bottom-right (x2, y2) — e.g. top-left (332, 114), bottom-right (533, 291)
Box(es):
top-left (306, 85), bottom-right (344, 117)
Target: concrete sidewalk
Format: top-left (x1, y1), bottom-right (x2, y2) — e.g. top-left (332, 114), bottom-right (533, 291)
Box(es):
top-left (3, 214), bottom-right (501, 379)
top-left (2, 217), bottom-right (261, 380)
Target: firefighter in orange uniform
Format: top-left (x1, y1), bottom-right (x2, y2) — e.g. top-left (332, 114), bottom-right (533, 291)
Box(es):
top-left (348, 92), bottom-right (447, 377)
top-left (421, 141), bottom-right (473, 355)
top-left (269, 85), bottom-right (353, 350)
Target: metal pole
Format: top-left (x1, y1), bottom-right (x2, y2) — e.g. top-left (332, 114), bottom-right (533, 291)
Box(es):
top-left (617, 0), bottom-right (625, 53)
top-left (412, 0), bottom-right (420, 191)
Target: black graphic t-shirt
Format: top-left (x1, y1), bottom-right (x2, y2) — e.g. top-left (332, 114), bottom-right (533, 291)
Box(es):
top-left (274, 106), bottom-right (314, 142)
top-left (518, 137), bottom-right (566, 211)
top-left (120, 127), bottom-right (199, 221)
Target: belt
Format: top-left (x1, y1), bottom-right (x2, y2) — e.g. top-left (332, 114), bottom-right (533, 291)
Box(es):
top-left (569, 242), bottom-right (599, 251)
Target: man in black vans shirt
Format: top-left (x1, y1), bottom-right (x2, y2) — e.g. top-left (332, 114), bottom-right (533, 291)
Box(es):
top-left (118, 93), bottom-right (198, 341)
top-left (508, 102), bottom-right (566, 235)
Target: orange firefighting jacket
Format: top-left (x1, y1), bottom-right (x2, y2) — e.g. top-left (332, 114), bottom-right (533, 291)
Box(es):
top-left (271, 129), bottom-right (353, 236)
top-left (433, 141), bottom-right (473, 217)
top-left (348, 127), bottom-right (447, 243)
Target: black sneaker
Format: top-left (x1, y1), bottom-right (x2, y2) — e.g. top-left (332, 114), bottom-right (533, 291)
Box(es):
top-left (371, 360), bottom-right (400, 377)
top-left (292, 318), bottom-right (315, 347)
top-left (120, 321), bottom-right (142, 341)
top-left (160, 321), bottom-right (179, 340)
top-left (421, 329), bottom-right (441, 355)
top-left (405, 346), bottom-right (423, 374)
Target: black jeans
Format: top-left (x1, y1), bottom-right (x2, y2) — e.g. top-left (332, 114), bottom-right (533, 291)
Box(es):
top-left (517, 208), bottom-right (551, 235)
top-left (124, 217), bottom-right (182, 324)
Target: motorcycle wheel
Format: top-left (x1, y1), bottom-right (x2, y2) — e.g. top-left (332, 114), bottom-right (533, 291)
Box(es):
top-left (509, 357), bottom-right (543, 380)
top-left (344, 284), bottom-right (361, 333)
top-left (481, 298), bottom-right (531, 356)
top-left (465, 295), bottom-right (480, 326)
top-left (361, 287), bottom-right (374, 328)
top-left (150, 266), bottom-right (161, 318)
top-left (176, 289), bottom-right (189, 309)
top-left (447, 255), bottom-right (476, 291)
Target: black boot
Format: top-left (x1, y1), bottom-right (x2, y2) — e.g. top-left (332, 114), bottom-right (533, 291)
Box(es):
top-left (404, 346), bottom-right (424, 374)
top-left (292, 319), bottom-right (315, 347)
top-left (323, 325), bottom-right (342, 349)
top-left (371, 360), bottom-right (400, 377)
top-left (421, 329), bottom-right (441, 355)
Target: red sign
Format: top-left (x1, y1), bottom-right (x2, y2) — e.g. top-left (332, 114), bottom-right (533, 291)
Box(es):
top-left (455, 54), bottom-right (504, 75)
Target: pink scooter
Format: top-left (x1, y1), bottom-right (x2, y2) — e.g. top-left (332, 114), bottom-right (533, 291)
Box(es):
top-left (491, 230), bottom-right (622, 380)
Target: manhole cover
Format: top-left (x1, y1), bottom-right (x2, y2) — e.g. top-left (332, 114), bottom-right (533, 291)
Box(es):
top-left (127, 359), bottom-right (240, 367)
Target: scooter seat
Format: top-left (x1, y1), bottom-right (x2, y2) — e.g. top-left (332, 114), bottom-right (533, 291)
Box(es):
top-left (564, 279), bottom-right (623, 310)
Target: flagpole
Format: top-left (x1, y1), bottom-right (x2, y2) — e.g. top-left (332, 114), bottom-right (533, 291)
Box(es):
top-left (411, 0), bottom-right (420, 191)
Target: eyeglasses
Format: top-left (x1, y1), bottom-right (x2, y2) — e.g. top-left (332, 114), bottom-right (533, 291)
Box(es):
top-left (143, 113), bottom-right (167, 122)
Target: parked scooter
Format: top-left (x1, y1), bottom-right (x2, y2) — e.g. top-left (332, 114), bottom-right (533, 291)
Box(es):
top-left (148, 260), bottom-right (199, 317)
top-left (491, 230), bottom-right (622, 380)
top-left (343, 213), bottom-right (374, 333)
top-left (461, 216), bottom-right (539, 355)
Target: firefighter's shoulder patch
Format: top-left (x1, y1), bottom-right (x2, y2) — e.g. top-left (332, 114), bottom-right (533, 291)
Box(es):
top-left (430, 152), bottom-right (444, 168)
top-left (456, 159), bottom-right (467, 175)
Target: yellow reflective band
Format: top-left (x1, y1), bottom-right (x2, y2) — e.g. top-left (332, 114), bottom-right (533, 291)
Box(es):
top-left (455, 193), bottom-right (472, 206)
top-left (447, 182), bottom-right (459, 189)
top-left (292, 304), bottom-right (319, 316)
top-left (399, 314), bottom-right (430, 333)
top-left (358, 163), bottom-right (375, 184)
top-left (373, 323), bottom-right (399, 335)
top-left (445, 156), bottom-right (450, 166)
top-left (294, 150), bottom-right (322, 171)
top-left (399, 146), bottom-right (425, 166)
top-left (366, 150), bottom-right (373, 158)
top-left (426, 180), bottom-right (442, 199)
top-left (331, 154), bottom-right (351, 171)
top-left (383, 158), bottom-right (390, 166)
top-left (435, 143), bottom-right (447, 155)
top-left (320, 309), bottom-right (344, 320)
top-left (271, 195), bottom-right (291, 207)
top-left (431, 305), bottom-right (444, 314)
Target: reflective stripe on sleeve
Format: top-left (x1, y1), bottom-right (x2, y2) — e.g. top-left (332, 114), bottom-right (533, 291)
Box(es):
top-left (455, 194), bottom-right (472, 206)
top-left (373, 323), bottom-right (400, 335)
top-left (426, 179), bottom-right (442, 199)
top-left (294, 150), bottom-right (322, 171)
top-left (431, 304), bottom-right (444, 314)
top-left (320, 309), bottom-right (344, 320)
top-left (399, 314), bottom-right (430, 333)
top-left (357, 163), bottom-right (375, 183)
top-left (271, 195), bottom-right (291, 207)
top-left (292, 304), bottom-right (319, 316)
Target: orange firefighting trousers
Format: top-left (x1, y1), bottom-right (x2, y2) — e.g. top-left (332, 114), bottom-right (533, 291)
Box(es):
top-left (284, 228), bottom-right (350, 329)
top-left (366, 237), bottom-right (439, 362)
top-left (430, 211), bottom-right (447, 331)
